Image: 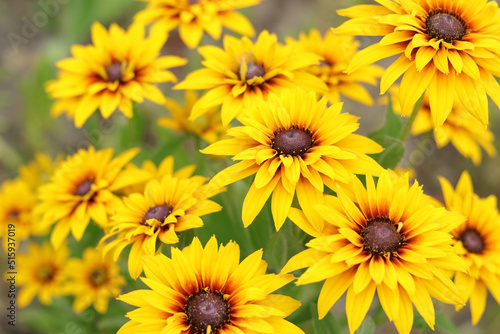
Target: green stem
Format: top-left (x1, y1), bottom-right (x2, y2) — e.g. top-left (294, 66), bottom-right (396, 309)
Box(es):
top-left (400, 94), bottom-right (425, 142)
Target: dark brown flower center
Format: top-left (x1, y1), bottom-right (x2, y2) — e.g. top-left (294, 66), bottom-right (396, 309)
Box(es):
top-left (361, 217), bottom-right (404, 256)
top-left (74, 179), bottom-right (94, 196)
top-left (426, 10), bottom-right (467, 43)
top-left (188, 0), bottom-right (200, 4)
top-left (89, 268), bottom-right (108, 287)
top-left (241, 63), bottom-right (265, 81)
top-left (105, 63), bottom-right (123, 82)
top-left (459, 228), bottom-right (485, 254)
top-left (272, 126), bottom-right (314, 156)
top-left (185, 290), bottom-right (230, 333)
top-left (8, 209), bottom-right (20, 220)
top-left (37, 264), bottom-right (56, 283)
top-left (142, 204), bottom-right (173, 225)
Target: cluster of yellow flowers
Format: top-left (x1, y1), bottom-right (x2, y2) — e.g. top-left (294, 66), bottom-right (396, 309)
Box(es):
top-left (3, 0), bottom-right (500, 334)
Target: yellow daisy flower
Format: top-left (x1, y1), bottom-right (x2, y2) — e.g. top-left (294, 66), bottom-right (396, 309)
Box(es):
top-left (438, 171), bottom-right (500, 324)
top-left (117, 236), bottom-right (304, 334)
top-left (46, 22), bottom-right (187, 127)
top-left (202, 88), bottom-right (383, 230)
top-left (385, 87), bottom-right (496, 165)
top-left (158, 91), bottom-right (229, 144)
top-left (174, 31), bottom-right (328, 125)
top-left (282, 171), bottom-right (468, 334)
top-left (285, 29), bottom-right (384, 106)
top-left (18, 153), bottom-right (61, 190)
top-left (37, 146), bottom-right (150, 248)
top-left (64, 247), bottom-right (126, 314)
top-left (17, 242), bottom-right (69, 308)
top-left (334, 0), bottom-right (500, 127)
top-left (100, 174), bottom-right (224, 279)
top-left (134, 0), bottom-right (261, 49)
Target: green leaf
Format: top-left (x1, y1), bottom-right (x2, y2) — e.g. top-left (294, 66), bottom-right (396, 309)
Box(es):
top-left (355, 316), bottom-right (376, 334)
top-left (265, 223), bottom-right (308, 272)
top-left (413, 311), bottom-right (460, 334)
top-left (309, 303), bottom-right (342, 334)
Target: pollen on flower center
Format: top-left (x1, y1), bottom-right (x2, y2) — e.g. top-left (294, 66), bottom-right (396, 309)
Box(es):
top-left (185, 290), bottom-right (231, 333)
top-left (142, 204), bottom-right (173, 225)
top-left (426, 10), bottom-right (467, 43)
top-left (37, 264), bottom-right (56, 283)
top-left (90, 268), bottom-right (108, 287)
top-left (105, 63), bottom-right (123, 82)
top-left (361, 217), bottom-right (404, 256)
top-left (272, 126), bottom-right (314, 156)
top-left (74, 179), bottom-right (94, 196)
top-left (241, 63), bottom-right (266, 81)
top-left (459, 228), bottom-right (485, 253)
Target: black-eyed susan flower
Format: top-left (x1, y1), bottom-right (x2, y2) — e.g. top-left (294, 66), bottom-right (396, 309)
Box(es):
top-left (134, 0), bottom-right (261, 49)
top-left (64, 247), bottom-right (126, 314)
top-left (37, 146), bottom-right (150, 248)
top-left (334, 0), bottom-right (500, 127)
top-left (174, 31), bottom-right (328, 125)
top-left (384, 87), bottom-right (496, 166)
top-left (100, 174), bottom-right (224, 279)
top-left (46, 22), bottom-right (187, 127)
top-left (17, 242), bottom-right (69, 308)
top-left (282, 171), bottom-right (468, 334)
top-left (201, 88), bottom-right (383, 231)
top-left (117, 236), bottom-right (304, 334)
top-left (285, 29), bottom-right (384, 106)
top-left (158, 91), bottom-right (229, 144)
top-left (438, 171), bottom-right (500, 324)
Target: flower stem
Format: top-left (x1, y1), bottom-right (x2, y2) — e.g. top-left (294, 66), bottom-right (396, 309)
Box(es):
top-left (400, 94), bottom-right (425, 142)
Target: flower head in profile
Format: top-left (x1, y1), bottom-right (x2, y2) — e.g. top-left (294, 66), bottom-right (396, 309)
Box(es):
top-left (46, 22), bottom-right (187, 127)
top-left (384, 87), bottom-right (496, 165)
top-left (17, 242), bottom-right (69, 308)
top-left (117, 236), bottom-right (304, 334)
top-left (438, 171), bottom-right (500, 324)
top-left (286, 29), bottom-right (384, 105)
top-left (19, 153), bottom-right (62, 190)
top-left (37, 146), bottom-right (149, 248)
top-left (100, 174), bottom-right (224, 279)
top-left (134, 0), bottom-right (261, 49)
top-left (202, 88), bottom-right (383, 231)
top-left (64, 248), bottom-right (126, 314)
top-left (282, 171), bottom-right (468, 334)
top-left (334, 0), bottom-right (500, 127)
top-left (158, 91), bottom-right (229, 144)
top-left (174, 31), bottom-right (328, 125)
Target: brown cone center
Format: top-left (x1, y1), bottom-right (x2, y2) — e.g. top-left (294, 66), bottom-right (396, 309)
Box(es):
top-left (142, 204), bottom-right (173, 225)
top-left (272, 127), bottom-right (313, 156)
top-left (361, 218), bottom-right (403, 256)
top-left (74, 179), bottom-right (94, 196)
top-left (459, 228), bottom-right (485, 254)
top-left (8, 209), bottom-right (20, 220)
top-left (241, 63), bottom-right (265, 81)
top-left (90, 268), bottom-right (108, 287)
top-left (37, 264), bottom-right (56, 283)
top-left (105, 63), bottom-right (123, 82)
top-left (185, 291), bottom-right (230, 333)
top-left (426, 12), bottom-right (466, 43)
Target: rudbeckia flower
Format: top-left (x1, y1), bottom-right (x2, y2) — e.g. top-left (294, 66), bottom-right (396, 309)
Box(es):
top-left (46, 22), bottom-right (187, 127)
top-left (438, 171), bottom-right (500, 324)
top-left (282, 171), bottom-right (468, 334)
top-left (334, 0), bottom-right (500, 127)
top-left (174, 31), bottom-right (328, 125)
top-left (117, 236), bottom-right (304, 334)
top-left (134, 0), bottom-right (262, 48)
top-left (202, 88), bottom-right (383, 231)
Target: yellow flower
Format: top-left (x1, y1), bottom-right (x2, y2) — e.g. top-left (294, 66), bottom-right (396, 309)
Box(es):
top-left (202, 88), bottom-right (383, 231)
top-left (134, 0), bottom-right (261, 48)
top-left (46, 22), bottom-right (187, 127)
top-left (438, 171), bottom-right (500, 324)
top-left (158, 91), bottom-right (229, 144)
top-left (64, 248), bottom-right (126, 314)
top-left (37, 146), bottom-right (150, 248)
top-left (334, 0), bottom-right (500, 127)
top-left (100, 174), bottom-right (224, 279)
top-left (174, 31), bottom-right (328, 125)
top-left (17, 242), bottom-right (69, 308)
top-left (282, 171), bottom-right (468, 334)
top-left (384, 86), bottom-right (496, 165)
top-left (285, 29), bottom-right (384, 106)
top-left (18, 153), bottom-right (62, 190)
top-left (117, 236), bottom-right (304, 334)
